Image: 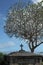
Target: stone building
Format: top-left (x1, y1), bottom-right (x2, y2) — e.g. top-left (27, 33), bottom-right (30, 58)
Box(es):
top-left (5, 44), bottom-right (43, 65)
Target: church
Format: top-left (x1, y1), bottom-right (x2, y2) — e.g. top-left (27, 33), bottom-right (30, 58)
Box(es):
top-left (4, 44), bottom-right (43, 65)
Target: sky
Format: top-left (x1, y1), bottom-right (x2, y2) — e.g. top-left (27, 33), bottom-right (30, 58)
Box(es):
top-left (0, 0), bottom-right (43, 54)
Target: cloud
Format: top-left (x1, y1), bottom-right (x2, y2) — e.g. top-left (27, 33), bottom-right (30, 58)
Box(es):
top-left (0, 41), bottom-right (15, 49)
top-left (32, 0), bottom-right (42, 3)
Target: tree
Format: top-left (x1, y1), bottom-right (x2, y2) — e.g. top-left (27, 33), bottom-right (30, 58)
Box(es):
top-left (0, 52), bottom-right (4, 64)
top-left (0, 53), bottom-right (8, 65)
top-left (4, 2), bottom-right (43, 53)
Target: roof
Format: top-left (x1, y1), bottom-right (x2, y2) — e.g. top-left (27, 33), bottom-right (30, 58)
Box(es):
top-left (8, 51), bottom-right (43, 57)
top-left (8, 44), bottom-right (43, 57)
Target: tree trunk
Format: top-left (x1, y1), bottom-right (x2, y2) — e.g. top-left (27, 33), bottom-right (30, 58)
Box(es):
top-left (31, 48), bottom-right (34, 53)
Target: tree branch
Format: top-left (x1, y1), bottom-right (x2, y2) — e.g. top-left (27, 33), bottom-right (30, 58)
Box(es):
top-left (29, 42), bottom-right (32, 50)
top-left (34, 42), bottom-right (43, 49)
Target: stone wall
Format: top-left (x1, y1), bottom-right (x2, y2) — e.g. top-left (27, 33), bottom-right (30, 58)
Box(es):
top-left (12, 63), bottom-right (41, 65)
top-left (28, 63), bottom-right (42, 65)
top-left (10, 63), bottom-right (18, 65)
top-left (10, 62), bottom-right (43, 65)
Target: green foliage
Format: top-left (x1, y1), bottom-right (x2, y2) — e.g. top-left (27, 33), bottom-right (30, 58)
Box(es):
top-left (0, 52), bottom-right (4, 57)
top-left (0, 52), bottom-right (6, 64)
top-left (40, 62), bottom-right (43, 65)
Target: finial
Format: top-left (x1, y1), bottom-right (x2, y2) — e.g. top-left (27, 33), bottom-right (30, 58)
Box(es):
top-left (20, 44), bottom-right (23, 50)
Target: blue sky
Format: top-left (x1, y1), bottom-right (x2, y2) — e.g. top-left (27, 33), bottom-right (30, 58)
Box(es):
top-left (0, 0), bottom-right (43, 54)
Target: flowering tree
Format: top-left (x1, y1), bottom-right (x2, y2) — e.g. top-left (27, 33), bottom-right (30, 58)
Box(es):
top-left (4, 2), bottom-right (43, 52)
